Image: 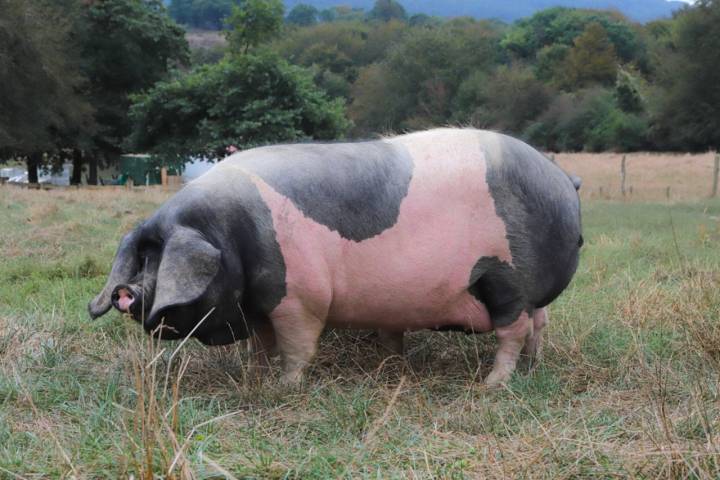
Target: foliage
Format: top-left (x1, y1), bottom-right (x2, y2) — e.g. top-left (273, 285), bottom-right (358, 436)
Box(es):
top-left (454, 64), bottom-right (553, 134)
top-left (274, 19), bottom-right (406, 101)
top-left (79, 0), bottom-right (189, 155)
top-left (502, 8), bottom-right (646, 66)
top-left (560, 22), bottom-right (618, 90)
top-left (524, 88), bottom-right (647, 152)
top-left (226, 0), bottom-right (284, 54)
top-left (368, 0), bottom-right (407, 22)
top-left (286, 3), bottom-right (319, 26)
top-left (127, 53), bottom-right (350, 163)
top-left (318, 6), bottom-right (366, 23)
top-left (349, 19), bottom-right (505, 134)
top-left (0, 0), bottom-right (93, 156)
top-left (648, 0), bottom-right (720, 151)
top-left (168, 0), bottom-right (238, 29)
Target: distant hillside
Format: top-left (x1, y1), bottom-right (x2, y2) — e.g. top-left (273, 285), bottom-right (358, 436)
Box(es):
top-left (283, 0), bottom-right (687, 23)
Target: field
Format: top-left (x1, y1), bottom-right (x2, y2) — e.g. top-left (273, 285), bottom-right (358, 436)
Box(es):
top-left (1, 153), bottom-right (720, 478)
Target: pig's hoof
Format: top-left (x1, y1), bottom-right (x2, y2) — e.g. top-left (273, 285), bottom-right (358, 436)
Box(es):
top-left (279, 370), bottom-right (304, 386)
top-left (484, 370), bottom-right (512, 388)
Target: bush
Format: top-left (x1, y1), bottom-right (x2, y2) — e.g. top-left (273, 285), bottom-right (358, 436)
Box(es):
top-left (525, 87), bottom-right (649, 151)
top-left (127, 53), bottom-right (350, 163)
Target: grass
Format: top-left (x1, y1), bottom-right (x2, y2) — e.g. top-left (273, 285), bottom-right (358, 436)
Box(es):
top-left (1, 184), bottom-right (720, 478)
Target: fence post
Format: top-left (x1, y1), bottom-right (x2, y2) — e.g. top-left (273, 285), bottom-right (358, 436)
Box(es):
top-left (620, 155), bottom-right (627, 197)
top-left (712, 154), bottom-right (719, 198)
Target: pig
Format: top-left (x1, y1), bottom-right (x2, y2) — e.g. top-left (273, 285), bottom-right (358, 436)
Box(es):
top-left (88, 128), bottom-right (583, 386)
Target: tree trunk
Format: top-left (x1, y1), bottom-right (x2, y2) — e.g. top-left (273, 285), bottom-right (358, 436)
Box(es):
top-left (88, 152), bottom-right (98, 185)
top-left (71, 149), bottom-right (83, 185)
top-left (27, 152), bottom-right (40, 184)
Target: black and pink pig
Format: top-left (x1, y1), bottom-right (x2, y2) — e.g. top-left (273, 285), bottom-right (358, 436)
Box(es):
top-left (89, 128), bottom-right (583, 386)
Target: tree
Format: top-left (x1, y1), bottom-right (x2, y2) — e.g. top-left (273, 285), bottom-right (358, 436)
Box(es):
top-left (502, 7), bottom-right (646, 66)
top-left (368, 0), bottom-right (407, 22)
top-left (349, 20), bottom-right (504, 134)
top-left (561, 22), bottom-right (617, 90)
top-left (286, 4), bottom-right (318, 26)
top-left (169, 0), bottom-right (236, 30)
top-left (226, 0), bottom-right (284, 54)
top-left (127, 53), bottom-right (350, 163)
top-left (649, 0), bottom-right (720, 150)
top-left (318, 6), bottom-right (365, 23)
top-left (454, 65), bottom-right (553, 134)
top-left (0, 0), bottom-right (93, 182)
top-left (77, 0), bottom-right (189, 183)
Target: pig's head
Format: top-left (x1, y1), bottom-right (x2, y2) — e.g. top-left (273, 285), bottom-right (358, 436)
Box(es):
top-left (88, 223), bottom-right (246, 345)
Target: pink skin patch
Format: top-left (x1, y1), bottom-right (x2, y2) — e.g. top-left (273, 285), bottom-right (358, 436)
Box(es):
top-left (242, 129), bottom-right (514, 333)
top-left (117, 288), bottom-right (134, 313)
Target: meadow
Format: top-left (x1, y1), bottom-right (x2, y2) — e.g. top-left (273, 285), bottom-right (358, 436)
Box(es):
top-left (1, 153), bottom-right (720, 478)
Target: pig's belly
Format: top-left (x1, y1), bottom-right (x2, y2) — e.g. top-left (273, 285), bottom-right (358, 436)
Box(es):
top-left (325, 283), bottom-right (493, 332)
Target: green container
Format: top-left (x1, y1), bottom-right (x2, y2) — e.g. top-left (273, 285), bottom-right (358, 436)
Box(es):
top-left (120, 155), bottom-right (161, 185)
top-left (119, 155), bottom-right (181, 186)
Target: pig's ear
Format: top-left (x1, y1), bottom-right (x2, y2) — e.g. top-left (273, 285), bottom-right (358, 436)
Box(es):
top-left (88, 229), bottom-right (141, 319)
top-left (147, 227), bottom-right (220, 325)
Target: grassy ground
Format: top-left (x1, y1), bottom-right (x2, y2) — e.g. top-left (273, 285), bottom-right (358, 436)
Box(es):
top-left (1, 185), bottom-right (720, 479)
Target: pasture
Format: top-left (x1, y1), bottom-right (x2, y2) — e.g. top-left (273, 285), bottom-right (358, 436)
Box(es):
top-left (1, 153), bottom-right (719, 478)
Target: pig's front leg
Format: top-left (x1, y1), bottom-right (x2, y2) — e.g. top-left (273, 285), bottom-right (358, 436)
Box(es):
top-left (485, 311), bottom-right (533, 387)
top-left (270, 307), bottom-right (325, 385)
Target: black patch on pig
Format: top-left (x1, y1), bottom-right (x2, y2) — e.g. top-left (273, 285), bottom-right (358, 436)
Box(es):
top-left (468, 132), bottom-right (582, 326)
top-left (233, 141), bottom-right (414, 242)
top-left (468, 256), bottom-right (525, 328)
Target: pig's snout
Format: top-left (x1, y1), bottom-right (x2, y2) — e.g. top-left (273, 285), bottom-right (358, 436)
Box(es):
top-left (112, 284), bottom-right (140, 314)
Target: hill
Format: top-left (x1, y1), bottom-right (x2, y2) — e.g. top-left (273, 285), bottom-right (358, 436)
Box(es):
top-left (283, 0), bottom-right (687, 23)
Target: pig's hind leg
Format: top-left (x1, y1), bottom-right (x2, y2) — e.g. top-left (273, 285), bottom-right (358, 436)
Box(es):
top-left (485, 311), bottom-right (533, 387)
top-left (468, 263), bottom-right (532, 386)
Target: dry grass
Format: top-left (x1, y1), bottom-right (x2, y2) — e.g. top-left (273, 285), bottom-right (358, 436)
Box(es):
top-left (1, 168), bottom-right (720, 478)
top-left (556, 151), bottom-right (718, 201)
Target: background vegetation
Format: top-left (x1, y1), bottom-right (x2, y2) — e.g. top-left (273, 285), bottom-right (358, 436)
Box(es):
top-left (2, 0), bottom-right (720, 178)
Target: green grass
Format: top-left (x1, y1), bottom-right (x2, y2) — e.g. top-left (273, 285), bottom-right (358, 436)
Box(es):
top-left (1, 187), bottom-right (720, 478)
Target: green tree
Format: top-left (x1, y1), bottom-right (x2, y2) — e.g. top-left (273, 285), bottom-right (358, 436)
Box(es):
top-left (454, 64), bottom-right (553, 134)
top-left (318, 6), bottom-right (365, 23)
top-left (649, 0), bottom-right (720, 150)
top-left (350, 20), bottom-right (504, 134)
top-left (502, 7), bottom-right (646, 67)
top-left (368, 0), bottom-right (407, 22)
top-left (274, 19), bottom-right (406, 101)
top-left (169, 0), bottom-right (236, 30)
top-left (0, 0), bottom-right (93, 182)
top-left (127, 53), bottom-right (350, 163)
top-left (286, 4), bottom-right (318, 26)
top-left (77, 0), bottom-right (189, 183)
top-left (226, 0), bottom-right (284, 54)
top-left (561, 22), bottom-right (617, 90)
